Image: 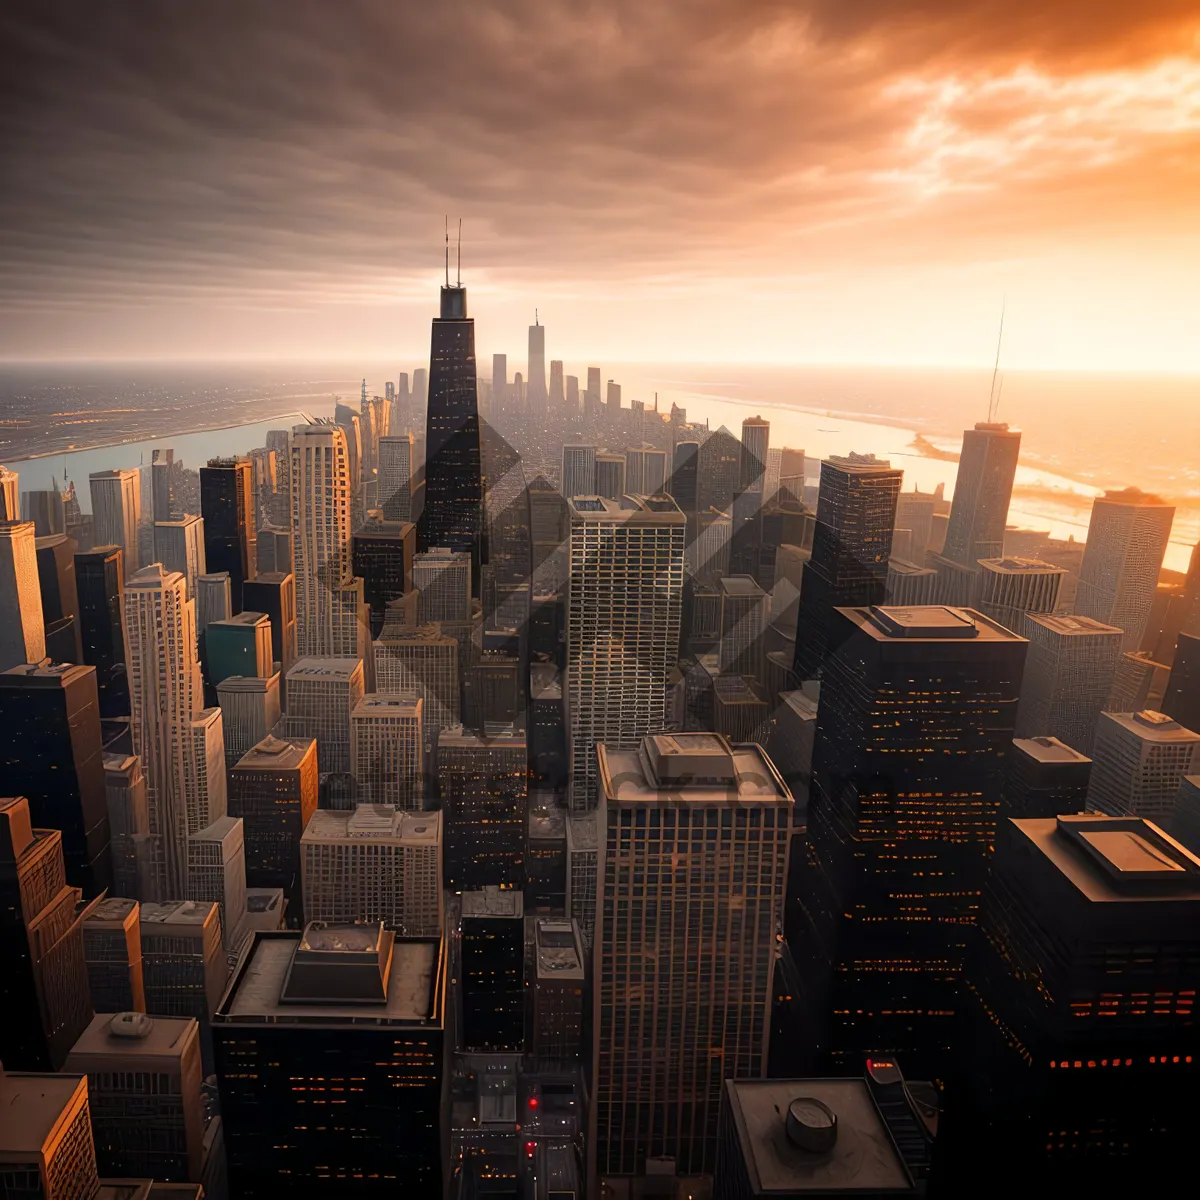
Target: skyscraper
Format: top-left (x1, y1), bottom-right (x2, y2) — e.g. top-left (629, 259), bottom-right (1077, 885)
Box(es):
top-left (35, 533), bottom-right (82, 663)
top-left (527, 317), bottom-right (547, 418)
top-left (154, 515), bottom-right (207, 600)
top-left (0, 520), bottom-right (46, 671)
top-left (625, 447), bottom-right (668, 497)
top-left (566, 495), bottom-right (686, 811)
top-left (1076, 488), bottom-right (1176, 651)
top-left (696, 427), bottom-right (742, 514)
top-left (243, 571), bottom-right (297, 683)
top-left (378, 433), bottom-right (415, 522)
top-left (0, 1070), bottom-right (100, 1199)
top-left (460, 888), bottom-right (525, 1052)
top-left (792, 454), bottom-right (902, 682)
top-left (976, 556), bottom-right (1064, 633)
top-left (284, 657), bottom-right (365, 777)
top-left (89, 468), bottom-right (141, 580)
top-left (549, 358), bottom-right (565, 406)
top-left (200, 457), bottom-right (255, 612)
top-left (413, 546), bottom-right (471, 623)
top-left (205, 610), bottom-right (273, 686)
top-left (491, 352), bottom-right (507, 415)
top-left (1086, 709), bottom-right (1200, 821)
top-left (594, 452), bottom-right (626, 500)
top-left (374, 624), bottom-right (460, 734)
top-left (562, 445), bottom-right (597, 499)
top-left (216, 673), bottom-right (282, 767)
top-left (941, 422), bottom-right (1021, 568)
top-left (591, 734), bottom-right (792, 1177)
top-left (350, 694), bottom-right (424, 809)
top-left (418, 276), bottom-right (482, 575)
top-left (1003, 736), bottom-right (1092, 819)
top-left (75, 545), bottom-right (128, 718)
top-left (194, 570), bottom-right (232, 635)
top-left (0, 462), bottom-right (18, 520)
top-left (0, 663), bottom-right (110, 897)
top-left (790, 604), bottom-right (1026, 1081)
top-left (103, 752), bottom-right (149, 899)
top-left (718, 574), bottom-right (769, 680)
top-left (740, 415), bottom-right (770, 494)
top-left (1163, 630), bottom-right (1200, 733)
top-left (668, 440), bottom-right (700, 511)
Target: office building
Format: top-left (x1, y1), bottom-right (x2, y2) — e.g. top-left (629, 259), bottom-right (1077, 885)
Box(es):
top-left (942, 422), bottom-right (1021, 568)
top-left (719, 574), bottom-right (769, 680)
top-left (65, 1011), bottom-right (205, 1185)
top-left (215, 672), bottom-right (282, 768)
top-left (693, 507), bottom-right (732, 581)
top-left (790, 605), bottom-right (1026, 1081)
top-left (0, 797), bottom-right (94, 1071)
top-left (290, 422), bottom-right (367, 660)
top-left (976, 555), bottom-right (1064, 633)
top-left (81, 897), bottom-right (145, 1014)
top-left (740, 415), bottom-right (771, 494)
top-left (353, 514), bottom-right (416, 636)
top-left (0, 1069), bottom-right (100, 1200)
top-left (103, 754), bottom-right (149, 900)
top-left (378, 433), bottom-right (415, 523)
top-left (0, 663), bottom-right (111, 897)
top-left (255, 523), bottom-right (291, 575)
top-left (562, 445), bottom-right (597, 500)
top-left (214, 925), bottom-right (446, 1197)
top-left (414, 546), bottom-right (471, 623)
top-left (437, 726), bottom-right (526, 889)
top-left (242, 571), bottom-right (296, 683)
top-left (153, 518), bottom-right (208, 601)
top-left (1086, 709), bottom-right (1200, 820)
top-left (792, 454), bottom-right (902, 682)
top-left (950, 814), bottom-right (1200, 1190)
top-left (0, 520), bottom-right (46, 670)
top-left (532, 917), bottom-right (586, 1066)
top-left (1163, 630), bottom-right (1200, 734)
top-left (712, 674), bottom-right (770, 746)
top-left (200, 457), bottom-right (255, 612)
top-left (194, 571), bottom-right (231, 636)
top-left (139, 900), bottom-right (226, 1026)
top-left (90, 469), bottom-right (140, 579)
top-left (696, 427), bottom-right (742, 515)
top-left (527, 318), bottom-right (547, 417)
top-left (1076, 488), bottom-right (1176, 650)
top-left (374, 624), bottom-right (461, 733)
top-left (527, 803), bottom-right (567, 911)
top-left (767, 685), bottom-right (819, 814)
top-left (594, 453), bottom-right (626, 500)
top-left (461, 887), bottom-right (525, 1051)
top-left (23, 488), bottom-right (66, 537)
top-left (566, 495), bottom-right (685, 812)
top-left (1016, 613), bottom-right (1123, 754)
top-left (884, 557), bottom-right (938, 606)
top-left (301, 806), bottom-right (442, 935)
top-left (566, 810), bottom-right (600, 947)
top-left (592, 734), bottom-right (793, 1177)
top-left (491, 352), bottom-right (507, 416)
top-left (624, 447), bottom-right (668, 497)
top-left (187, 816), bottom-right (248, 951)
top-left (205, 611), bottom-right (272, 686)
top-left (1003, 736), bottom-right (1092, 819)
top-left (35, 532), bottom-right (82, 662)
top-left (284, 657), bottom-right (364, 777)
top-left (1171, 775), bottom-right (1200, 854)
top-left (75, 545), bottom-right (129, 718)
top-left (181, 706), bottom-right (227, 852)
top-left (668, 440), bottom-right (700, 512)
top-left (350, 694), bottom-right (424, 809)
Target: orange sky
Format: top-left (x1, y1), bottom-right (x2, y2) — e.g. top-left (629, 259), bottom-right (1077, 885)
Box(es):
top-left (3, 2), bottom-right (1200, 368)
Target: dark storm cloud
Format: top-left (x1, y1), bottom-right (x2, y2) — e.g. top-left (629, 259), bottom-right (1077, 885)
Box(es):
top-left (0, 0), bottom-right (1198, 342)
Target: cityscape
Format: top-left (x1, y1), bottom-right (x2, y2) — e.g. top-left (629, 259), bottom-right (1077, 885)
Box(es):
top-left (3, 6), bottom-right (1200, 1200)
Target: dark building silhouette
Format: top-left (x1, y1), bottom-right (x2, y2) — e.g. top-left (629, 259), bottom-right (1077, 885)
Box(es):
top-left (352, 515), bottom-right (416, 637)
top-left (35, 532), bottom-right (82, 662)
top-left (668, 440), bottom-right (700, 512)
top-left (214, 925), bottom-right (446, 1198)
top-left (460, 888), bottom-right (525, 1052)
top-left (790, 605), bottom-right (1026, 1081)
top-left (0, 796), bottom-right (94, 1071)
top-left (243, 571), bottom-right (297, 680)
top-left (792, 455), bottom-right (901, 682)
top-left (1003, 736), bottom-right (1091, 819)
top-left (75, 544), bottom-right (129, 717)
top-left (200, 457), bottom-right (255, 612)
top-left (0, 662), bottom-right (111, 897)
top-left (1163, 630), bottom-right (1200, 734)
top-left (945, 814), bottom-right (1200, 1192)
top-left (418, 278), bottom-right (482, 586)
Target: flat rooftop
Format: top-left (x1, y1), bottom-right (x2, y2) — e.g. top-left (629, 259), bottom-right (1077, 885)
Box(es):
top-left (218, 932), bottom-right (439, 1023)
top-left (233, 734), bottom-right (314, 771)
top-left (529, 807), bottom-right (566, 840)
top-left (1099, 710), bottom-right (1200, 744)
top-left (0, 1073), bottom-right (87, 1156)
top-left (286, 658), bottom-right (362, 681)
top-left (535, 919), bottom-right (585, 981)
top-left (721, 575), bottom-right (766, 598)
top-left (140, 900), bottom-right (217, 928)
top-left (210, 611), bottom-right (268, 629)
top-left (302, 806), bottom-right (440, 844)
top-left (887, 558), bottom-right (936, 577)
top-left (1027, 613), bottom-right (1122, 637)
top-left (566, 811), bottom-right (600, 851)
top-left (847, 605), bottom-right (1024, 644)
top-left (1011, 814), bottom-right (1200, 903)
top-left (1013, 736), bottom-right (1091, 765)
top-left (723, 1077), bottom-right (914, 1194)
top-left (0, 662), bottom-right (94, 686)
top-left (567, 494), bottom-right (684, 522)
top-left (978, 556), bottom-right (1065, 575)
top-left (67, 1012), bottom-right (195, 1061)
top-left (352, 694), bottom-right (422, 717)
top-left (462, 887), bottom-right (524, 919)
top-left (825, 452), bottom-right (898, 474)
top-left (102, 752), bottom-right (140, 775)
top-left (437, 724), bottom-right (526, 750)
top-left (780, 687), bottom-right (820, 722)
top-left (84, 896), bottom-right (139, 927)
top-left (714, 676), bottom-right (769, 704)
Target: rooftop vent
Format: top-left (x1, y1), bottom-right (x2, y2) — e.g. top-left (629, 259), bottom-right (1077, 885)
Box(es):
top-left (785, 1096), bottom-right (838, 1154)
top-left (109, 1012), bottom-right (153, 1039)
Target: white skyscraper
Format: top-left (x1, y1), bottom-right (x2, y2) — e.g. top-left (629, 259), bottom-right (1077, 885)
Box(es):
top-left (413, 547), bottom-right (471, 624)
top-left (90, 469), bottom-right (141, 579)
top-left (566, 495), bottom-right (685, 811)
top-left (0, 520), bottom-right (46, 671)
top-left (378, 434), bottom-right (414, 522)
top-left (1087, 710), bottom-right (1200, 821)
top-left (351, 694), bottom-right (424, 809)
top-left (290, 422), bottom-right (368, 660)
top-left (123, 563), bottom-right (205, 898)
top-left (562, 445), bottom-right (597, 499)
top-left (1076, 488), bottom-right (1176, 651)
top-left (154, 516), bottom-right (207, 599)
top-left (591, 734), bottom-right (792, 1177)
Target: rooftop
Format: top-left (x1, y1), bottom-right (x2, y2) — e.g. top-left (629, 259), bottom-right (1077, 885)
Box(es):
top-left (978, 556), bottom-right (1066, 575)
top-left (437, 724), bottom-right (526, 750)
top-left (779, 686), bottom-right (820, 723)
top-left (125, 563), bottom-right (186, 591)
top-left (1013, 736), bottom-right (1091, 765)
top-left (530, 663), bottom-right (562, 700)
top-left (209, 611), bottom-right (269, 629)
top-left (887, 558), bottom-right (937, 578)
top-left (529, 807), bottom-right (566, 840)
top-left (714, 676), bottom-right (769, 704)
top-left (1028, 613), bottom-right (1122, 637)
top-left (286, 657), bottom-right (362, 681)
top-left (847, 605), bottom-right (1024, 644)
top-left (462, 887), bottom-right (524, 919)
top-left (566, 811), bottom-right (600, 851)
top-left (721, 575), bottom-right (766, 598)
top-left (352, 694), bottom-right (422, 718)
top-left (0, 1072), bottom-right (88, 1156)
top-left (825, 452), bottom-right (898, 474)
top-left (535, 919), bottom-right (585, 981)
top-left (302, 806), bottom-right (440, 844)
top-left (67, 1012), bottom-right (197, 1062)
top-left (190, 815), bottom-right (241, 844)
top-left (1099, 710), bottom-right (1200, 744)
top-left (139, 900), bottom-right (217, 929)
top-left (232, 734), bottom-right (314, 771)
top-left (567, 494), bottom-right (684, 523)
top-left (1097, 486), bottom-right (1170, 507)
top-left (84, 897), bottom-right (139, 927)
top-left (0, 662), bottom-right (94, 687)
top-left (723, 1077), bottom-right (914, 1195)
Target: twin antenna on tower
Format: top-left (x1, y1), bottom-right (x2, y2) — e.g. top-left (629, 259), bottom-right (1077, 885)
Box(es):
top-left (445, 216), bottom-right (462, 287)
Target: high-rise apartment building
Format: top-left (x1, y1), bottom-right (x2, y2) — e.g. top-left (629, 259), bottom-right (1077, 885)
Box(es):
top-left (562, 445), bottom-right (597, 500)
top-left (89, 469), bottom-right (140, 579)
top-left (792, 454), bottom-right (902, 682)
top-left (374, 624), bottom-right (460, 734)
top-left (1086, 709), bottom-right (1200, 821)
top-left (460, 887), bottom-right (525, 1052)
top-left (942, 422), bottom-right (1021, 568)
top-left (75, 545), bottom-right (129, 718)
top-left (437, 725), bottom-right (526, 889)
top-left (378, 433), bottom-right (415, 522)
top-left (215, 672), bottom-right (282, 768)
top-left (0, 1069), bottom-right (100, 1200)
top-left (790, 605), bottom-right (1026, 1081)
top-left (1003, 736), bottom-right (1091, 819)
top-left (0, 520), bottom-right (46, 671)
top-left (284, 658), bottom-right (365, 777)
top-left (214, 925), bottom-right (447, 1197)
top-left (1076, 488), bottom-right (1176, 651)
top-left (566, 495), bottom-right (685, 811)
top-left (0, 796), bottom-right (94, 1071)
top-left (301, 806), bottom-right (442, 935)
top-left (1016, 613), bottom-right (1123, 753)
top-left (592, 734), bottom-right (793, 1177)
top-left (413, 546), bottom-right (471, 623)
top-left (351, 694), bottom-right (424, 809)
top-left (976, 556), bottom-right (1064, 633)
top-left (0, 663), bottom-right (110, 897)
top-left (200, 457), bottom-right (255, 612)
top-left (81, 897), bottom-right (145, 1014)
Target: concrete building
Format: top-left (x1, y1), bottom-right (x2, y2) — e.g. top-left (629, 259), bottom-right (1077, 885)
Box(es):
top-left (378, 433), bottom-right (415, 524)
top-left (692, 506), bottom-right (732, 581)
top-left (531, 917), bottom-right (586, 1066)
top-left (712, 674), bottom-right (771, 747)
top-left (187, 816), bottom-right (248, 952)
top-left (353, 515), bottom-right (416, 638)
top-left (460, 888), bottom-right (525, 1052)
top-left (0, 520), bottom-right (46, 670)
top-left (138, 900), bottom-right (225, 1028)
top-left (350, 694), bottom-right (424, 809)
top-left (89, 469), bottom-right (140, 579)
top-left (301, 806), bottom-right (442, 935)
top-left (884, 557), bottom-right (938, 606)
top-left (740, 415), bottom-right (771, 494)
top-left (284, 658), bottom-right (365, 777)
top-left (976, 556), bottom-right (1064, 634)
top-left (561, 445), bottom-right (597, 500)
top-left (719, 574), bottom-right (769, 681)
top-left (215, 672), bottom-right (282, 769)
top-left (566, 495), bottom-right (685, 812)
top-left (374, 625), bottom-right (460, 734)
top-left (1087, 710), bottom-right (1200, 821)
top-left (182, 707), bottom-right (227, 843)
top-left (153, 517), bottom-right (206, 600)
top-left (1108, 648), bottom-right (1171, 714)
top-left (103, 754), bottom-right (150, 900)
top-left (1016, 613), bottom-right (1123, 754)
top-left (0, 1069), bottom-right (99, 1200)
top-left (0, 462), bottom-right (18, 520)
top-left (1003, 736), bottom-right (1092, 820)
top-left (594, 453), bottom-right (626, 501)
top-left (413, 547), bottom-right (471, 623)
top-left (194, 571), bottom-right (231, 637)
top-left (592, 734), bottom-right (793, 1177)
top-left (565, 810), bottom-right (600, 947)
top-left (82, 897), bottom-right (145, 1014)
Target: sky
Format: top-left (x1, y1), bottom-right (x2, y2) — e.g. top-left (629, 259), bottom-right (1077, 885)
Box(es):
top-left (4, 1), bottom-right (1200, 369)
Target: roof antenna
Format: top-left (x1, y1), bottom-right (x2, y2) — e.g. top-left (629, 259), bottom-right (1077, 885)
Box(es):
top-left (444, 216), bottom-right (450, 288)
top-left (987, 298), bottom-right (1006, 423)
top-left (456, 218), bottom-right (462, 286)
top-left (993, 373), bottom-right (1006, 421)
top-left (535, 308), bottom-right (539, 327)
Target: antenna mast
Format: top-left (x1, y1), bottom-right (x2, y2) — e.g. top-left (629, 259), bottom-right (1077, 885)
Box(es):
top-left (456, 218), bottom-right (462, 286)
top-left (444, 216), bottom-right (449, 287)
top-left (987, 299), bottom-right (1006, 423)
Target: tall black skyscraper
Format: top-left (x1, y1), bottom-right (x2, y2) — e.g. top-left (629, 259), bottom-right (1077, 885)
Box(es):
top-left (75, 544), bottom-right (129, 718)
top-left (418, 277), bottom-right (482, 584)
top-left (200, 457), bottom-right (255, 612)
